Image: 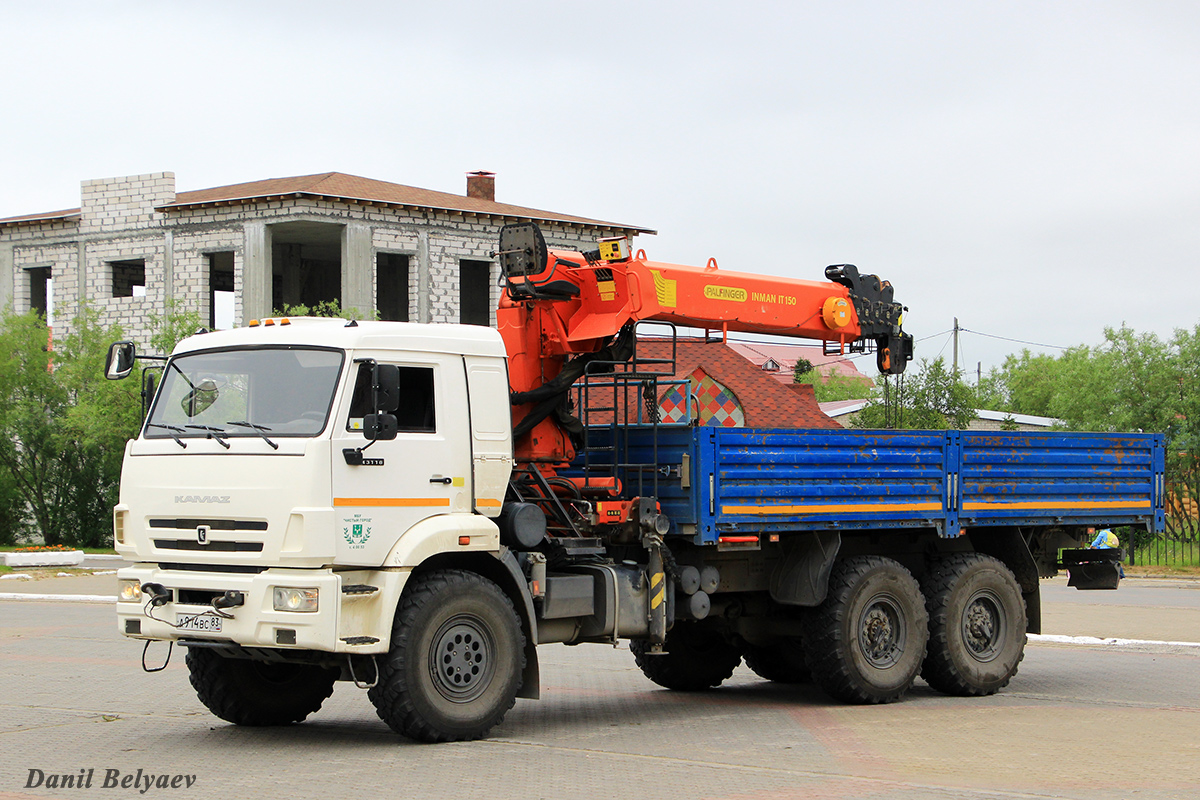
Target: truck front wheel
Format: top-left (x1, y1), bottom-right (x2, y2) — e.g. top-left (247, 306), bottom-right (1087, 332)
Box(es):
top-left (631, 622), bottom-right (742, 690)
top-left (803, 556), bottom-right (928, 704)
top-left (185, 648), bottom-right (337, 726)
top-left (922, 554), bottom-right (1027, 696)
top-left (368, 569), bottom-right (525, 742)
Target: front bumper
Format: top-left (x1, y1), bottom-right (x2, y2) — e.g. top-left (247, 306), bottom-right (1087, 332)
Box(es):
top-left (116, 564), bottom-right (408, 654)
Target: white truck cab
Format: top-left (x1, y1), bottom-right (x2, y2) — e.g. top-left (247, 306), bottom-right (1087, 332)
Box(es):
top-left (115, 318), bottom-right (514, 660)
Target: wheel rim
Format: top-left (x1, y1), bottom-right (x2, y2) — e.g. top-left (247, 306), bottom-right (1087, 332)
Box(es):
top-left (429, 615), bottom-right (496, 703)
top-left (961, 588), bottom-right (1005, 663)
top-left (857, 593), bottom-right (906, 669)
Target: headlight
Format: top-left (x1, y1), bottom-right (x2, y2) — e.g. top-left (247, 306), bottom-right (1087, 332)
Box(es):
top-left (118, 580), bottom-right (142, 603)
top-left (272, 587), bottom-right (319, 612)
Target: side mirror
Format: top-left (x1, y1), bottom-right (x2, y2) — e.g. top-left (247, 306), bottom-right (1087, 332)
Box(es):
top-left (106, 341), bottom-right (136, 380)
top-left (363, 412), bottom-right (398, 441)
top-left (373, 364), bottom-right (401, 413)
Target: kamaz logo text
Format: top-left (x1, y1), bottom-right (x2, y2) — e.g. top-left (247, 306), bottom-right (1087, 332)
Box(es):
top-left (174, 495), bottom-right (231, 504)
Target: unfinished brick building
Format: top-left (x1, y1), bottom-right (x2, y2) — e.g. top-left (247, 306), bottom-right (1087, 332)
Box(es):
top-left (0, 171), bottom-right (651, 347)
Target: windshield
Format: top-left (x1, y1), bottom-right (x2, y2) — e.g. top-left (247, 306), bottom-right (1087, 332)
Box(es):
top-left (145, 347), bottom-right (344, 440)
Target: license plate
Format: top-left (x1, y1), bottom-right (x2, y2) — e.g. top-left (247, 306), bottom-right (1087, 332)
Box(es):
top-left (177, 613), bottom-right (223, 633)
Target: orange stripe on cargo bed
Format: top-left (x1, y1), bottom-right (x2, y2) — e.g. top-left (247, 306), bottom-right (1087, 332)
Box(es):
top-left (961, 500), bottom-right (1151, 511)
top-left (334, 497), bottom-right (450, 507)
top-left (475, 498), bottom-right (502, 508)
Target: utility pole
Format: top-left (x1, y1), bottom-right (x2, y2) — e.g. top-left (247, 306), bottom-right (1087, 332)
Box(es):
top-left (952, 317), bottom-right (960, 375)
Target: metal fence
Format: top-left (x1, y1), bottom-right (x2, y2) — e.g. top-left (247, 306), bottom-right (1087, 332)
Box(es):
top-left (1127, 521), bottom-right (1200, 568)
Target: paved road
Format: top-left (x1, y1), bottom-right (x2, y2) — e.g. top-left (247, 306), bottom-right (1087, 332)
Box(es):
top-left (1, 587), bottom-right (1198, 800)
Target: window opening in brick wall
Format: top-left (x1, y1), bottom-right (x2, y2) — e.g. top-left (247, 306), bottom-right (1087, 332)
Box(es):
top-left (26, 266), bottom-right (52, 322)
top-left (377, 253), bottom-right (410, 322)
top-left (271, 222), bottom-right (342, 313)
top-left (207, 252), bottom-right (235, 330)
top-left (111, 258), bottom-right (146, 298)
top-left (460, 259), bottom-right (491, 326)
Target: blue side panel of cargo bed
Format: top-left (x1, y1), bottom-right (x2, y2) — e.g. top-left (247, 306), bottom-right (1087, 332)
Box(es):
top-left (702, 428), bottom-right (951, 543)
top-left (574, 426), bottom-right (1166, 545)
top-left (957, 431), bottom-right (1165, 532)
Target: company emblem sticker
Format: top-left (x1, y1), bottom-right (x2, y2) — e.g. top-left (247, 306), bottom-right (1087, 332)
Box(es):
top-left (342, 514), bottom-right (373, 549)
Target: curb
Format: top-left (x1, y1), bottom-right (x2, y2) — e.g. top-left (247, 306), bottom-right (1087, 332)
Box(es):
top-left (1029, 633), bottom-right (1200, 649)
top-left (0, 593), bottom-right (115, 604)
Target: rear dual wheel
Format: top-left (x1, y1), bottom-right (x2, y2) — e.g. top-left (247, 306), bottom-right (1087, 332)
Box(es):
top-left (922, 554), bottom-right (1027, 696)
top-left (743, 639), bottom-right (811, 684)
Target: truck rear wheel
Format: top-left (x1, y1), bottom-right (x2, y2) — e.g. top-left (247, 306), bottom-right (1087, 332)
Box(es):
top-left (631, 622), bottom-right (742, 691)
top-left (803, 556), bottom-right (928, 704)
top-left (743, 639), bottom-right (811, 684)
top-left (185, 647), bottom-right (337, 726)
top-left (922, 553), bottom-right (1027, 696)
top-left (368, 569), bottom-right (524, 742)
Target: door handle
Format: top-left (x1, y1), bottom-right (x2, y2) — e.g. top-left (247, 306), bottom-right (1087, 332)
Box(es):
top-left (429, 476), bottom-right (453, 485)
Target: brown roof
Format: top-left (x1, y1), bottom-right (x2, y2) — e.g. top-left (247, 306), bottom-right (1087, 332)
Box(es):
top-left (159, 172), bottom-right (655, 234)
top-left (0, 172), bottom-right (654, 233)
top-left (0, 208), bottom-right (81, 226)
top-left (635, 338), bottom-right (842, 429)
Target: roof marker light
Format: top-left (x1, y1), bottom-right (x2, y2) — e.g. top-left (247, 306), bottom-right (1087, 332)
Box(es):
top-left (248, 320), bottom-right (260, 327)
top-left (264, 318), bottom-right (276, 326)
top-left (280, 318), bottom-right (291, 326)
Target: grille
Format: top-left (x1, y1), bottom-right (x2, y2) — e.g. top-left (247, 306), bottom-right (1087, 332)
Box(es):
top-left (152, 539), bottom-right (264, 552)
top-left (149, 518), bottom-right (268, 531)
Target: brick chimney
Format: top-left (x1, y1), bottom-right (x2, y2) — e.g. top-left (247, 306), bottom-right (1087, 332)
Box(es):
top-left (466, 171), bottom-right (495, 202)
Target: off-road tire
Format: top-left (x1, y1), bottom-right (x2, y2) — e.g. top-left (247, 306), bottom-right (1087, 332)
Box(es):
top-left (631, 622), bottom-right (742, 691)
top-left (921, 553), bottom-right (1027, 696)
top-left (743, 639), bottom-right (811, 684)
top-left (186, 647), bottom-right (337, 726)
top-left (802, 555), bottom-right (928, 704)
top-left (368, 569), bottom-right (524, 742)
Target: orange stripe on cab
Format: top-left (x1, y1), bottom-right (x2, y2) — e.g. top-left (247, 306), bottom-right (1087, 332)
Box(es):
top-left (334, 497), bottom-right (450, 508)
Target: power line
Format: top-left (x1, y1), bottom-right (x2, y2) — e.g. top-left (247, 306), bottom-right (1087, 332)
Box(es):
top-left (959, 328), bottom-right (1067, 351)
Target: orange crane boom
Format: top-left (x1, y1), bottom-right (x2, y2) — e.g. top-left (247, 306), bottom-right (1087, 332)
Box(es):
top-left (495, 223), bottom-right (911, 465)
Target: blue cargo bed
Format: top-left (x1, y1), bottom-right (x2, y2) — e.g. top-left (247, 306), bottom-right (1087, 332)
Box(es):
top-left (574, 427), bottom-right (1165, 545)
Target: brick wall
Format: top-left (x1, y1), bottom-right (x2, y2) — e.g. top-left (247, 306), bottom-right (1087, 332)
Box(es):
top-left (2, 172), bottom-right (644, 346)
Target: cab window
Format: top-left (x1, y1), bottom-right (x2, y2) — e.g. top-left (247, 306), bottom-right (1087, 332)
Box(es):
top-left (347, 363), bottom-right (436, 433)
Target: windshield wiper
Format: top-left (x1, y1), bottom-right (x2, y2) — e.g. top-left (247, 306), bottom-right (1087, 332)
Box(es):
top-left (146, 423), bottom-right (188, 449)
top-left (227, 421), bottom-right (279, 450)
top-left (185, 424), bottom-right (231, 449)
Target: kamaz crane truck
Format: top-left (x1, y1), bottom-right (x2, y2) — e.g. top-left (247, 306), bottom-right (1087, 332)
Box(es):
top-left (107, 222), bottom-right (1163, 741)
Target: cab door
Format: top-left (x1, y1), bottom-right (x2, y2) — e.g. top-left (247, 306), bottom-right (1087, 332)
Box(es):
top-left (331, 352), bottom-right (472, 566)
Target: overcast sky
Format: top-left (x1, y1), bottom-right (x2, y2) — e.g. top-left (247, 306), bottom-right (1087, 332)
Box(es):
top-left (3, 1), bottom-right (1197, 376)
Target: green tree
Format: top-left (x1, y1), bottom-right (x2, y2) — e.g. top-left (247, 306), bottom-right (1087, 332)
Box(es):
top-left (852, 357), bottom-right (977, 430)
top-left (0, 301), bottom-right (199, 548)
top-left (0, 465), bottom-right (28, 545)
top-left (792, 357), bottom-right (815, 384)
top-left (983, 323), bottom-right (1200, 544)
top-left (148, 299), bottom-right (204, 354)
top-left (0, 309), bottom-right (78, 545)
top-left (274, 299), bottom-right (374, 320)
top-left (794, 367), bottom-right (875, 402)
